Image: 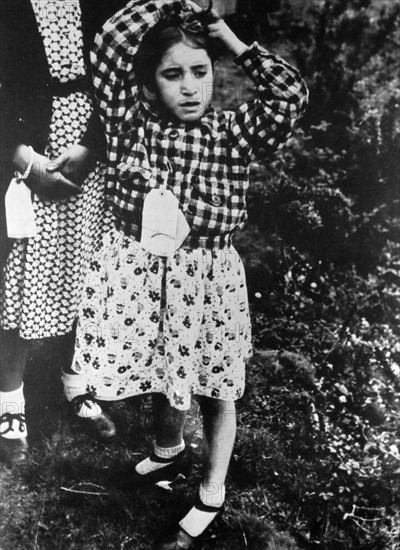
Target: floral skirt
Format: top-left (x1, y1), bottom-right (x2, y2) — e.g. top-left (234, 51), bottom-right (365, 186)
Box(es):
top-left (72, 227), bottom-right (252, 410)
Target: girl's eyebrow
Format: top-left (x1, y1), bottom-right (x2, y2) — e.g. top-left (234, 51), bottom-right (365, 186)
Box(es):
top-left (160, 65), bottom-right (182, 73)
top-left (161, 63), bottom-right (209, 72)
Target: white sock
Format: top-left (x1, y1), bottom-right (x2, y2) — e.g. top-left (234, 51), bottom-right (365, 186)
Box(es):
top-left (135, 440), bottom-right (185, 475)
top-left (62, 372), bottom-right (102, 419)
top-left (0, 385), bottom-right (28, 439)
top-left (179, 483), bottom-right (225, 538)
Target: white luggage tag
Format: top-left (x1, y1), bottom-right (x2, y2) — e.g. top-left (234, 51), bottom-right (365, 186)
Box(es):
top-left (5, 177), bottom-right (37, 239)
top-left (140, 162), bottom-right (178, 257)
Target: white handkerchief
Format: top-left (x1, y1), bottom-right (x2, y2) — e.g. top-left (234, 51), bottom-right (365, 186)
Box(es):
top-left (5, 178), bottom-right (37, 238)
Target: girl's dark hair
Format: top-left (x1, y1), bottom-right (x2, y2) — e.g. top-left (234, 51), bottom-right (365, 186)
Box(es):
top-left (134, 11), bottom-right (220, 91)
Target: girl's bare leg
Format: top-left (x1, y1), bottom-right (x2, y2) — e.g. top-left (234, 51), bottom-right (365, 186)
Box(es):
top-left (155, 397), bottom-right (236, 549)
top-left (153, 393), bottom-right (185, 448)
top-left (199, 396), bottom-right (236, 491)
top-left (135, 393), bottom-right (186, 476)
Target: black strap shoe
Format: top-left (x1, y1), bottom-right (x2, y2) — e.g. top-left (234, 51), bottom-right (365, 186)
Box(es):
top-left (153, 496), bottom-right (224, 550)
top-left (134, 449), bottom-right (191, 487)
top-left (0, 413), bottom-right (29, 467)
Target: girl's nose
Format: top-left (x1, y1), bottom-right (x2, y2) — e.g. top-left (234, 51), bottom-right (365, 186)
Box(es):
top-left (181, 74), bottom-right (197, 95)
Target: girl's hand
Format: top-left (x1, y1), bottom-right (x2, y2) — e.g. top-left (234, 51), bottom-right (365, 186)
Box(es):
top-left (207, 19), bottom-right (247, 56)
top-left (47, 144), bottom-right (93, 187)
top-left (13, 145), bottom-right (82, 201)
top-left (28, 151), bottom-right (83, 201)
top-left (185, 1), bottom-right (247, 56)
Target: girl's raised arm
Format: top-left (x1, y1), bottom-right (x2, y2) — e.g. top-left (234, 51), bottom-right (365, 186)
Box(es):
top-left (210, 17), bottom-right (308, 161)
top-left (90, 0), bottom-right (183, 190)
top-left (91, 0), bottom-right (182, 131)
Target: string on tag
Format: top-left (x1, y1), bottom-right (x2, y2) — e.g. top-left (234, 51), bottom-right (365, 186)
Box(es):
top-left (161, 160), bottom-right (173, 191)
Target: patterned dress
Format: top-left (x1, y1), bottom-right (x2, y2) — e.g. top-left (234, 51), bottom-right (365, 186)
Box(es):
top-left (0, 0), bottom-right (111, 339)
top-left (74, 228), bottom-right (252, 410)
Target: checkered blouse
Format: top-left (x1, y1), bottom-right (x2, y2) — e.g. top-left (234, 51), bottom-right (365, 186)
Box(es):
top-left (92, 0), bottom-right (308, 249)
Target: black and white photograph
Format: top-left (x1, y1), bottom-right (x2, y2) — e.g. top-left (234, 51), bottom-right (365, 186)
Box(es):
top-left (0, 0), bottom-right (399, 548)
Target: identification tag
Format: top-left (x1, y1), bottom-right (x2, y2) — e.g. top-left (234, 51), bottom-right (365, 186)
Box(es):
top-left (140, 188), bottom-right (183, 257)
top-left (5, 178), bottom-right (37, 238)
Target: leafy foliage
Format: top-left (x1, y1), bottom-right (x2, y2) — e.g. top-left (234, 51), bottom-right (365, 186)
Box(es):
top-left (231, 0), bottom-right (400, 547)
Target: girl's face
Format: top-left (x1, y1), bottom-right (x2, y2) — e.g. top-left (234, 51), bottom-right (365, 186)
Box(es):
top-left (154, 41), bottom-right (213, 122)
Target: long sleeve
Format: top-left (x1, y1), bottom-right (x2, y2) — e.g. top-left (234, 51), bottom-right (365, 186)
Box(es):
top-left (91, 0), bottom-right (183, 191)
top-left (91, 1), bottom-right (183, 128)
top-left (228, 43), bottom-right (309, 162)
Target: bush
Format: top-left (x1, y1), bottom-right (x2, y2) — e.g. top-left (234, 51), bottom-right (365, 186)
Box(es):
top-left (232, 1), bottom-right (400, 547)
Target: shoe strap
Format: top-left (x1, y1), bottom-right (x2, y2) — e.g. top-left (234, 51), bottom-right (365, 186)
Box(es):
top-left (0, 412), bottom-right (26, 435)
top-left (70, 393), bottom-right (97, 415)
top-left (194, 493), bottom-right (225, 514)
top-left (149, 449), bottom-right (186, 464)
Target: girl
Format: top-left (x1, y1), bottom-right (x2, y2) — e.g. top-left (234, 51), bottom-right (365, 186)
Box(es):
top-left (0, 0), bottom-right (128, 466)
top-left (72, 0), bottom-right (308, 547)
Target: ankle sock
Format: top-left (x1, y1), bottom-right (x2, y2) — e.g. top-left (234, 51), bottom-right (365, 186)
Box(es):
top-left (0, 385), bottom-right (27, 439)
top-left (179, 483), bottom-right (225, 538)
top-left (62, 372), bottom-right (102, 419)
top-left (135, 440), bottom-right (185, 475)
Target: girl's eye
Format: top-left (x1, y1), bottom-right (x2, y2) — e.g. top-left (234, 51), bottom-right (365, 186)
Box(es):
top-left (194, 71), bottom-right (207, 78)
top-left (163, 72), bottom-right (180, 80)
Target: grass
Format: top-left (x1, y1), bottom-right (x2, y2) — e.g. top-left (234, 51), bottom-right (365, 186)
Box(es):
top-left (0, 346), bottom-right (301, 550)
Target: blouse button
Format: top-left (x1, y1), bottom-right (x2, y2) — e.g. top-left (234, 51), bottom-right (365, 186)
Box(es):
top-left (212, 194), bottom-right (222, 206)
top-left (168, 129), bottom-right (179, 139)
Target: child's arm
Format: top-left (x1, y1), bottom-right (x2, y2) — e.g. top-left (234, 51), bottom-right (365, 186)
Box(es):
top-left (91, 0), bottom-right (182, 134)
top-left (12, 145), bottom-right (82, 201)
top-left (91, 0), bottom-right (183, 189)
top-left (210, 18), bottom-right (309, 161)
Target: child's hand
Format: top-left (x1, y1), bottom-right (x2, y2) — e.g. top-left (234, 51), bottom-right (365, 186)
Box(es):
top-left (28, 151), bottom-right (83, 201)
top-left (207, 19), bottom-right (246, 56)
top-left (48, 144), bottom-right (93, 187)
top-left (12, 144), bottom-right (82, 201)
top-left (185, 1), bottom-right (247, 56)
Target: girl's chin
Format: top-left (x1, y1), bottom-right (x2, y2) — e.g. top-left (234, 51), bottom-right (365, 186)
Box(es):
top-left (177, 111), bottom-right (205, 122)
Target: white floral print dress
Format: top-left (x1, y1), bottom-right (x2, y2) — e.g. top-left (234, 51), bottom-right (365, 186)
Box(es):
top-left (73, 228), bottom-right (252, 410)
